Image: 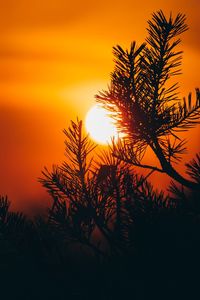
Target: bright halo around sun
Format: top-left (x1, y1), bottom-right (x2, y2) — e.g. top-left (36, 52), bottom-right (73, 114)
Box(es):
top-left (85, 104), bottom-right (118, 144)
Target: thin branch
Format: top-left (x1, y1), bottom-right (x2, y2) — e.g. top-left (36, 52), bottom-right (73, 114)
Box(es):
top-left (112, 153), bottom-right (164, 172)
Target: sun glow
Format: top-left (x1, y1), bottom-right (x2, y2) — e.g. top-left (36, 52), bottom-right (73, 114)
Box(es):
top-left (85, 104), bottom-right (118, 144)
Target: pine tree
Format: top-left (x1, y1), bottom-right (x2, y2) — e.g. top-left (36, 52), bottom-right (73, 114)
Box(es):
top-left (40, 119), bottom-right (172, 257)
top-left (40, 119), bottom-right (132, 257)
top-left (96, 10), bottom-right (200, 190)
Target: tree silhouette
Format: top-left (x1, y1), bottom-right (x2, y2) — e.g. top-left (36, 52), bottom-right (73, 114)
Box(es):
top-left (96, 10), bottom-right (200, 189)
top-left (0, 195), bottom-right (32, 246)
top-left (40, 119), bottom-right (121, 257)
top-left (40, 119), bottom-right (176, 258)
top-left (37, 117), bottom-right (200, 299)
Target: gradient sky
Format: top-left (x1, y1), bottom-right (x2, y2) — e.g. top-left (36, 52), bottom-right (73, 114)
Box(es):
top-left (0, 0), bottom-right (200, 212)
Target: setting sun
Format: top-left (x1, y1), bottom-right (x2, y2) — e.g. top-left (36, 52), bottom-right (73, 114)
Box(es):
top-left (85, 104), bottom-right (118, 144)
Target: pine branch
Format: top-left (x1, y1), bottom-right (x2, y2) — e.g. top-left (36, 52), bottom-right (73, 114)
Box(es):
top-left (112, 153), bottom-right (164, 173)
top-left (163, 89), bottom-right (200, 132)
top-left (186, 153), bottom-right (200, 184)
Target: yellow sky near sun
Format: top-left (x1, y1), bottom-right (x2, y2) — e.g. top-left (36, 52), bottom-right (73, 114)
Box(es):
top-left (0, 0), bottom-right (200, 211)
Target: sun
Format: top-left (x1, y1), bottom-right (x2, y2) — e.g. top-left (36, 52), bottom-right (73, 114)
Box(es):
top-left (85, 104), bottom-right (118, 144)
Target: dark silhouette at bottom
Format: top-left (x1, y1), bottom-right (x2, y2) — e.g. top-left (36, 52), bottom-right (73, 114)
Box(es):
top-left (0, 120), bottom-right (200, 299)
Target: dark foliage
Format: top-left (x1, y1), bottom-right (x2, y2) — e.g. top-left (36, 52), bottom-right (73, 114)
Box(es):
top-left (96, 10), bottom-right (200, 189)
top-left (38, 118), bottom-right (200, 298)
top-left (1, 121), bottom-right (200, 299)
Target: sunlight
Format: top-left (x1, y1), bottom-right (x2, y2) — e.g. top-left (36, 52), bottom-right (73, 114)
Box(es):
top-left (85, 104), bottom-right (118, 144)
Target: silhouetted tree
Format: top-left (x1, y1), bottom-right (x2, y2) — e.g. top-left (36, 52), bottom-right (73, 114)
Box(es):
top-left (0, 195), bottom-right (37, 271)
top-left (96, 10), bottom-right (200, 190)
top-left (40, 119), bottom-right (176, 259)
top-left (0, 195), bottom-right (32, 247)
top-left (40, 119), bottom-right (122, 258)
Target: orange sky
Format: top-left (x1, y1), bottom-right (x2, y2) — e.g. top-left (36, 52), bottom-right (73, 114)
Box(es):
top-left (0, 0), bottom-right (200, 212)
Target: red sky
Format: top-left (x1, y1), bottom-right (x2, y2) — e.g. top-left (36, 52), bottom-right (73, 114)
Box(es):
top-left (0, 0), bottom-right (200, 212)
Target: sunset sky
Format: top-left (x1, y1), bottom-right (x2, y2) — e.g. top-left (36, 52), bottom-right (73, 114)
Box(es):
top-left (0, 0), bottom-right (200, 212)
